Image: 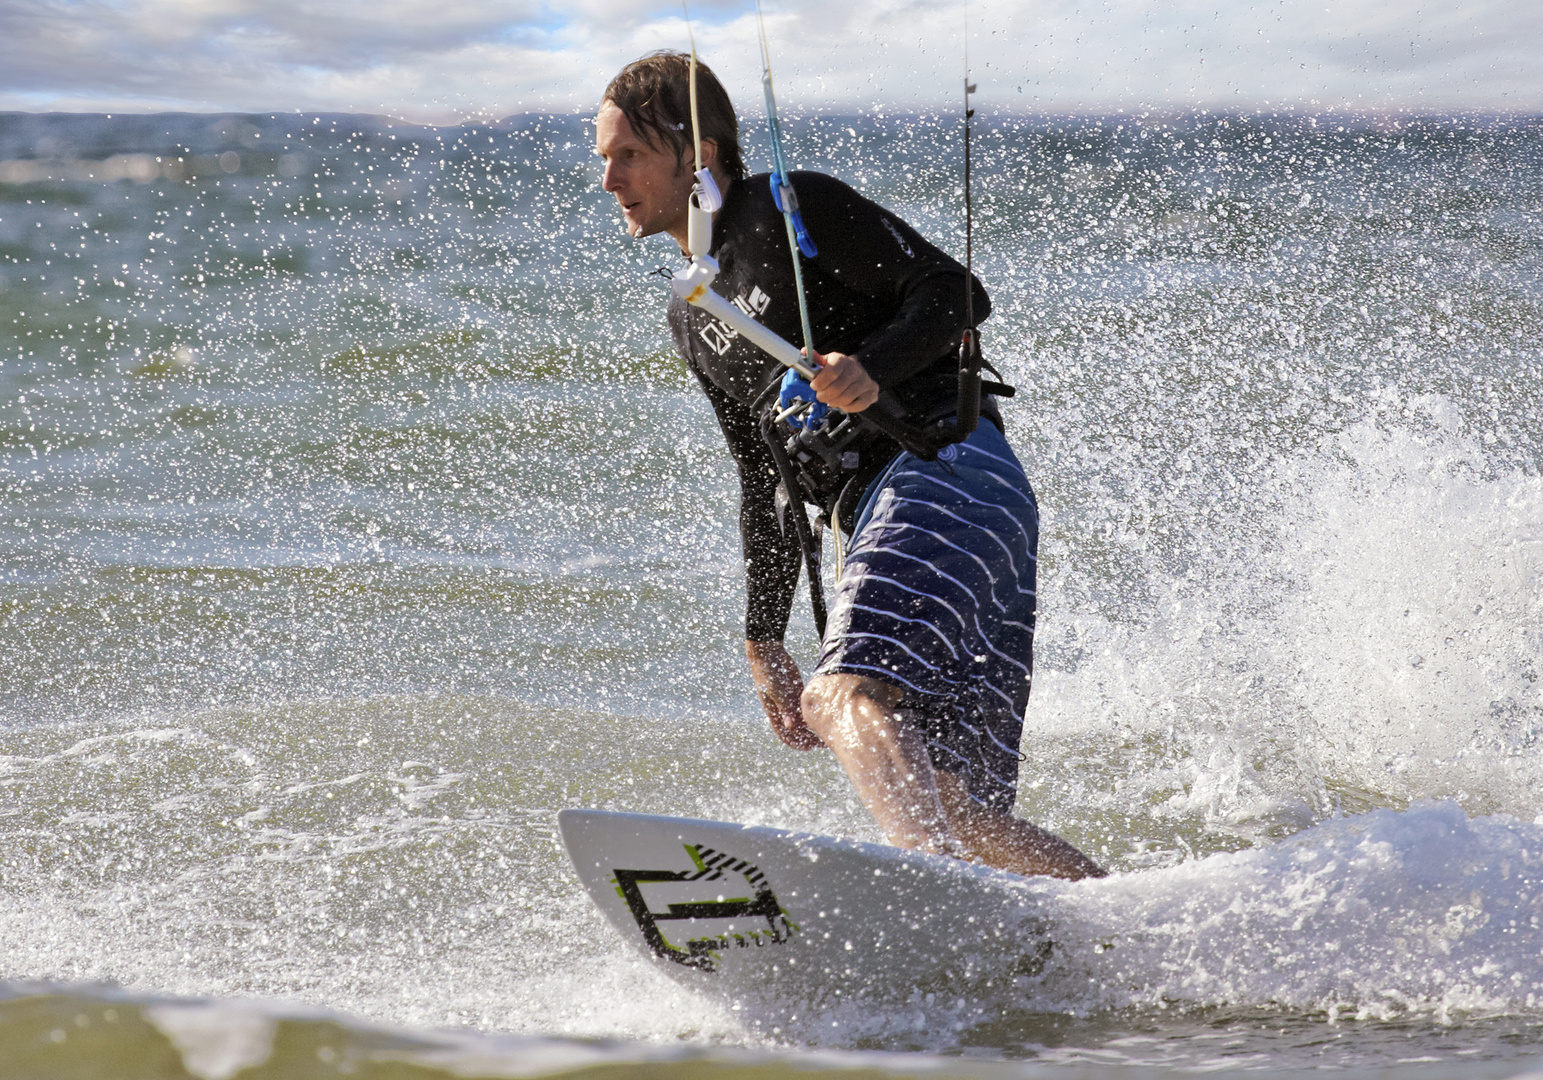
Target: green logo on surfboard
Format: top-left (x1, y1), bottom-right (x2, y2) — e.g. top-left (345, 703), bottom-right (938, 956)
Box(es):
top-left (610, 844), bottom-right (798, 971)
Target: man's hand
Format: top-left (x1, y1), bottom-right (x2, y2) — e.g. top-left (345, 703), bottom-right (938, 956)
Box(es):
top-left (745, 640), bottom-right (825, 750)
top-left (809, 349), bottom-right (880, 413)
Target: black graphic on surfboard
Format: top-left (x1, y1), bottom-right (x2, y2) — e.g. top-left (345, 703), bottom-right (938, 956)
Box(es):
top-left (610, 845), bottom-right (798, 971)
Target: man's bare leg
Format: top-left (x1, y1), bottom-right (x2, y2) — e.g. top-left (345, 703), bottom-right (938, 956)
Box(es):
top-left (935, 770), bottom-right (1106, 879)
top-left (801, 672), bottom-right (1105, 881)
top-left (800, 673), bottom-right (952, 851)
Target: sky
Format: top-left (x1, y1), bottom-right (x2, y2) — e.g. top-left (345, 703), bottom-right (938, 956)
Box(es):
top-left (1, 0), bottom-right (1539, 120)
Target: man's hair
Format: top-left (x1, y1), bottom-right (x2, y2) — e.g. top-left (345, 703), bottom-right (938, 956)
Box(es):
top-left (602, 50), bottom-right (747, 181)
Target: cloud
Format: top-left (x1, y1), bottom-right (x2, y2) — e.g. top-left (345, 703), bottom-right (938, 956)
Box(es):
top-left (1, 0), bottom-right (1539, 120)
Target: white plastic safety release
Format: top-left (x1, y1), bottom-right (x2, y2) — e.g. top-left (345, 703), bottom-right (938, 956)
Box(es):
top-left (693, 168), bottom-right (723, 212)
top-left (686, 198), bottom-right (712, 259)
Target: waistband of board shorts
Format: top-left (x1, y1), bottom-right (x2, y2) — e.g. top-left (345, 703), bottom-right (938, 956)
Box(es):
top-left (847, 413), bottom-right (1011, 542)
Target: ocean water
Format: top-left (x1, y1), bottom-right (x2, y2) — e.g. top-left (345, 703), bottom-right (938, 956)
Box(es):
top-left (1, 107), bottom-right (1541, 1079)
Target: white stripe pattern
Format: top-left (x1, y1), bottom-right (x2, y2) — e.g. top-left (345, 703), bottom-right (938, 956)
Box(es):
top-left (813, 420), bottom-right (1038, 809)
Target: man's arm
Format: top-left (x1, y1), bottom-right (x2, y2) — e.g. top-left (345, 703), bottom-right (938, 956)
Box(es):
top-left (746, 639), bottom-right (822, 750)
top-left (793, 172), bottom-right (991, 390)
top-left (690, 369), bottom-right (824, 750)
top-left (691, 371), bottom-right (801, 640)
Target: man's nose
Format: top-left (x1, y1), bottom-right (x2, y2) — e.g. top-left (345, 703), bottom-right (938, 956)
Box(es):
top-left (601, 160), bottom-right (622, 193)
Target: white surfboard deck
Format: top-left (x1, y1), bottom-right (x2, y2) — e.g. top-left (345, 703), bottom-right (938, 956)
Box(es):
top-left (558, 808), bottom-right (1053, 1013)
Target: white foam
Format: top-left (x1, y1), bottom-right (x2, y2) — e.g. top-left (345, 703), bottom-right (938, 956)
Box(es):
top-left (1034, 802), bottom-right (1543, 1019)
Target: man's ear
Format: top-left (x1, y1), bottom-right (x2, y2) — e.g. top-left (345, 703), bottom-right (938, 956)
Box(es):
top-left (698, 137), bottom-right (719, 173)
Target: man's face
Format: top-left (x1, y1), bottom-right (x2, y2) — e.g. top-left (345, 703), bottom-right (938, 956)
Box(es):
top-left (596, 102), bottom-right (694, 241)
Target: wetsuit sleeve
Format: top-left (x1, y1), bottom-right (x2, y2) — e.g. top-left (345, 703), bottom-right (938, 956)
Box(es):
top-left (795, 173), bottom-right (991, 388)
top-left (691, 368), bottom-right (803, 642)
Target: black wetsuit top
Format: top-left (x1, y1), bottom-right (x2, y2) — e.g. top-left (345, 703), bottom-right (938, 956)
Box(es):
top-left (666, 171), bottom-right (994, 642)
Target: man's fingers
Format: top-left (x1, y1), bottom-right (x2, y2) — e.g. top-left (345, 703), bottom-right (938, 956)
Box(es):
top-left (747, 640), bottom-right (820, 749)
top-left (766, 703), bottom-right (824, 751)
top-left (773, 715), bottom-right (824, 751)
top-left (809, 359), bottom-right (852, 390)
top-left (843, 383), bottom-right (879, 411)
top-left (786, 715), bottom-right (824, 749)
top-left (819, 384), bottom-right (878, 413)
top-left (809, 352), bottom-right (879, 413)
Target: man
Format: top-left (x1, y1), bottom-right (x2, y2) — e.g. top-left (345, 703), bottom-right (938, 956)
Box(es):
top-left (595, 52), bottom-right (1104, 880)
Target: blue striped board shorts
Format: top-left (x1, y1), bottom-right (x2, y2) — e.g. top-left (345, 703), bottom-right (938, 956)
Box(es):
top-left (811, 417), bottom-right (1036, 811)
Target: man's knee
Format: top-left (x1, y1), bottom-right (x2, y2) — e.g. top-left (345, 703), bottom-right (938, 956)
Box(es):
top-left (800, 673), bottom-right (903, 741)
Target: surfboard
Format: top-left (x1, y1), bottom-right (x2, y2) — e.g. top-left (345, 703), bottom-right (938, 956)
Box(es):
top-left (558, 808), bottom-right (1054, 1015)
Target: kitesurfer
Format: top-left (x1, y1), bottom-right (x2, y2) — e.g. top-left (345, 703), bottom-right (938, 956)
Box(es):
top-left (595, 51), bottom-right (1104, 881)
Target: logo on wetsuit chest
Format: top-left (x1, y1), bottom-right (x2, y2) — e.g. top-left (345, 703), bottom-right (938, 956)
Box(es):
top-left (698, 285), bottom-right (771, 355)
